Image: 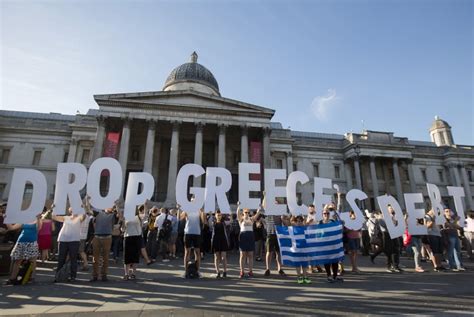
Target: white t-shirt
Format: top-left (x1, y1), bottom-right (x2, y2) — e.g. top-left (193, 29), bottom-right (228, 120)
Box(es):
top-left (184, 213), bottom-right (201, 235)
top-left (124, 216), bottom-right (142, 237)
top-left (58, 216), bottom-right (82, 242)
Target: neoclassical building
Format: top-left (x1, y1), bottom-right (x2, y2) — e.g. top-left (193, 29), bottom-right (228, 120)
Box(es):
top-left (1, 52), bottom-right (473, 211)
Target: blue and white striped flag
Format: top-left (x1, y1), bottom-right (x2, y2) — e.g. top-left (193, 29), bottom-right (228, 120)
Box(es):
top-left (275, 221), bottom-right (345, 267)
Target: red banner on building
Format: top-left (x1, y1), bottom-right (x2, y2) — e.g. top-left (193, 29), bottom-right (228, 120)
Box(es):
top-left (250, 141), bottom-right (262, 180)
top-left (101, 132), bottom-right (120, 176)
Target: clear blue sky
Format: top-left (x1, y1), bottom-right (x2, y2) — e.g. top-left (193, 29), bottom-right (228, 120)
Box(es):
top-left (1, 0), bottom-right (473, 144)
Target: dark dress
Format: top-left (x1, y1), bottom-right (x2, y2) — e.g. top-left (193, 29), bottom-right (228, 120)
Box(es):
top-left (212, 222), bottom-right (229, 252)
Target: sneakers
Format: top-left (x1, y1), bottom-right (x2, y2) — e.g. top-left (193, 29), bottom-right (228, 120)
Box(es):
top-left (303, 277), bottom-right (311, 284)
top-left (162, 259), bottom-right (170, 263)
top-left (278, 269), bottom-right (286, 277)
top-left (297, 276), bottom-right (304, 284)
top-left (197, 272), bottom-right (203, 278)
top-left (458, 267), bottom-right (466, 271)
top-left (123, 275), bottom-right (129, 280)
top-left (327, 277), bottom-right (335, 283)
top-left (386, 268), bottom-right (394, 273)
top-left (239, 271), bottom-right (245, 279)
top-left (335, 276), bottom-right (344, 282)
top-left (222, 272), bottom-right (227, 278)
top-left (415, 267), bottom-right (425, 273)
top-left (264, 269), bottom-right (270, 276)
top-left (247, 271), bottom-right (254, 278)
top-left (5, 279), bottom-right (17, 285)
top-left (181, 273), bottom-right (187, 279)
top-left (256, 257), bottom-right (262, 262)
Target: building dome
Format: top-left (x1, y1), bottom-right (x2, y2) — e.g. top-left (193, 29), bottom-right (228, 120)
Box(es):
top-left (163, 52), bottom-right (220, 96)
top-left (430, 115), bottom-right (451, 131)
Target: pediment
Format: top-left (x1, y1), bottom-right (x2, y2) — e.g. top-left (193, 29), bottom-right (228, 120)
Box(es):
top-left (94, 90), bottom-right (275, 118)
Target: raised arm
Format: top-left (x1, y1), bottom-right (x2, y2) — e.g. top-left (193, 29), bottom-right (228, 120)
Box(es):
top-left (236, 201), bottom-right (243, 222)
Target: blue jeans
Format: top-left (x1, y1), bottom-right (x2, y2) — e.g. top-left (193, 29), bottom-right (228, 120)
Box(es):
top-left (447, 235), bottom-right (462, 269)
top-left (111, 235), bottom-right (122, 259)
top-left (410, 236), bottom-right (422, 268)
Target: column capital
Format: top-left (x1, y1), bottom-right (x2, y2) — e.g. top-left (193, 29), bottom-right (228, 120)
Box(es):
top-left (446, 162), bottom-right (457, 168)
top-left (97, 115), bottom-right (107, 125)
top-left (171, 120), bottom-right (181, 131)
top-left (263, 127), bottom-right (271, 137)
top-left (218, 124), bottom-right (227, 134)
top-left (195, 122), bottom-right (205, 132)
top-left (71, 138), bottom-right (78, 145)
top-left (146, 118), bottom-right (157, 130)
top-left (121, 115), bottom-right (131, 127)
top-left (286, 151), bottom-right (292, 157)
top-left (240, 125), bottom-right (248, 135)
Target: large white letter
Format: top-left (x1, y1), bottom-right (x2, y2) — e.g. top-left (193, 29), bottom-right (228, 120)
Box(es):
top-left (447, 186), bottom-right (466, 227)
top-left (340, 189), bottom-right (367, 230)
top-left (376, 195), bottom-right (405, 239)
top-left (264, 169), bottom-right (287, 215)
top-left (53, 163), bottom-right (87, 215)
top-left (124, 172), bottom-right (155, 220)
top-left (176, 164), bottom-right (205, 215)
top-left (205, 167), bottom-right (232, 213)
top-left (87, 158), bottom-right (122, 210)
top-left (238, 163), bottom-right (261, 210)
top-left (426, 183), bottom-right (445, 226)
top-left (404, 193), bottom-right (428, 235)
top-left (5, 169), bottom-right (47, 224)
top-left (286, 171), bottom-right (309, 215)
top-left (313, 177), bottom-right (333, 221)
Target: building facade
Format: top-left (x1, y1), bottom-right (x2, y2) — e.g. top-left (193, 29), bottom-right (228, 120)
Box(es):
top-left (1, 52), bottom-right (473, 211)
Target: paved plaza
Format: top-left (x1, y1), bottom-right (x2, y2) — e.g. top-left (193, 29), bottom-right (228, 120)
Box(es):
top-left (1, 252), bottom-right (473, 316)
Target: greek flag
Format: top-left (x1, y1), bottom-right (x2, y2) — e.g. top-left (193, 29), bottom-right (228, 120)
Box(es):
top-left (275, 221), bottom-right (345, 267)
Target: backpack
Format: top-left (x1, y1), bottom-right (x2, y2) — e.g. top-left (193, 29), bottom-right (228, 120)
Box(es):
top-left (158, 214), bottom-right (172, 241)
top-left (185, 260), bottom-right (199, 279)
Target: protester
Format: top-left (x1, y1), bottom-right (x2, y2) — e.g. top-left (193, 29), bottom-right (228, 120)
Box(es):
top-left (237, 202), bottom-right (260, 278)
top-left (264, 213), bottom-right (286, 277)
top-left (180, 205), bottom-right (207, 278)
top-left (465, 210), bottom-right (474, 260)
top-left (211, 210), bottom-right (230, 278)
top-left (168, 209), bottom-right (179, 259)
top-left (442, 208), bottom-right (465, 271)
top-left (52, 205), bottom-right (87, 282)
top-left (78, 212), bottom-right (92, 271)
top-left (155, 208), bottom-right (173, 262)
top-left (253, 213), bottom-right (265, 262)
top-left (346, 210), bottom-right (361, 273)
top-left (122, 207), bottom-right (142, 280)
top-left (320, 204), bottom-right (343, 283)
top-left (38, 208), bottom-right (54, 262)
top-left (229, 213), bottom-right (240, 251)
top-left (146, 206), bottom-right (159, 260)
top-left (5, 214), bottom-right (42, 285)
top-left (291, 215), bottom-right (311, 284)
top-left (424, 209), bottom-right (446, 271)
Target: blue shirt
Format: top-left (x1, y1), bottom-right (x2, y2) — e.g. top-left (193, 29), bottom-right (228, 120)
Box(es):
top-left (18, 224), bottom-right (37, 243)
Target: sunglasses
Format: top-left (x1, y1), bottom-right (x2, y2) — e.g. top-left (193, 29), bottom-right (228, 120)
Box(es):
top-left (323, 212), bottom-right (330, 215)
top-left (244, 212), bottom-right (249, 215)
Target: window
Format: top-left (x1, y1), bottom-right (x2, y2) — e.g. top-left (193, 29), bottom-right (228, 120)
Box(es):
top-left (276, 159), bottom-right (283, 169)
top-left (0, 148), bottom-right (10, 164)
top-left (421, 168), bottom-right (427, 182)
top-left (404, 168), bottom-right (409, 181)
top-left (81, 149), bottom-right (90, 164)
top-left (23, 183), bottom-right (34, 201)
top-left (438, 169), bottom-right (444, 183)
top-left (439, 133), bottom-right (446, 145)
top-left (63, 151), bottom-right (69, 163)
top-left (313, 163), bottom-right (319, 177)
top-left (293, 162), bottom-right (298, 172)
top-left (32, 151), bottom-right (42, 166)
top-left (469, 170), bottom-right (473, 182)
top-left (334, 165), bottom-right (341, 179)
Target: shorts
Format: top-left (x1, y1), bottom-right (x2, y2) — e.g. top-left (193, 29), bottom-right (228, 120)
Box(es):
top-left (169, 232), bottom-right (178, 245)
top-left (428, 235), bottom-right (443, 254)
top-left (347, 238), bottom-right (360, 251)
top-left (184, 234), bottom-right (202, 249)
top-left (266, 234), bottom-right (280, 253)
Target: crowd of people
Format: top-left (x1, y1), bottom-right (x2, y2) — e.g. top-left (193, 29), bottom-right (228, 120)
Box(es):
top-left (0, 195), bottom-right (472, 286)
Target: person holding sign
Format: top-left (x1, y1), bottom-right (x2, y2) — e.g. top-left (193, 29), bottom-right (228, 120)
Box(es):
top-left (5, 214), bottom-right (42, 285)
top-left (211, 210), bottom-right (230, 278)
top-left (291, 215), bottom-right (311, 284)
top-left (442, 209), bottom-right (465, 271)
top-left (237, 202), bottom-right (261, 278)
top-left (424, 209), bottom-right (446, 272)
top-left (320, 204), bottom-right (343, 283)
top-left (52, 204), bottom-right (87, 283)
top-left (180, 205), bottom-right (207, 279)
top-left (122, 207), bottom-right (143, 280)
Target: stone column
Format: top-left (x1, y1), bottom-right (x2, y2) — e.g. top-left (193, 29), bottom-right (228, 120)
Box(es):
top-left (369, 157), bottom-right (379, 198)
top-left (241, 125), bottom-right (248, 163)
top-left (286, 151), bottom-right (293, 175)
top-left (263, 127), bottom-right (271, 169)
top-left (460, 164), bottom-right (473, 210)
top-left (218, 124), bottom-right (226, 168)
top-left (354, 158), bottom-right (362, 190)
top-left (92, 116), bottom-right (106, 160)
top-left (67, 138), bottom-right (78, 163)
top-left (193, 122), bottom-right (204, 187)
top-left (453, 165), bottom-right (462, 187)
top-left (143, 119), bottom-right (156, 174)
top-left (407, 160), bottom-right (417, 193)
top-left (392, 159), bottom-right (404, 207)
top-left (118, 117), bottom-right (131, 184)
top-left (165, 121), bottom-right (180, 205)
top-left (345, 162), bottom-right (353, 190)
